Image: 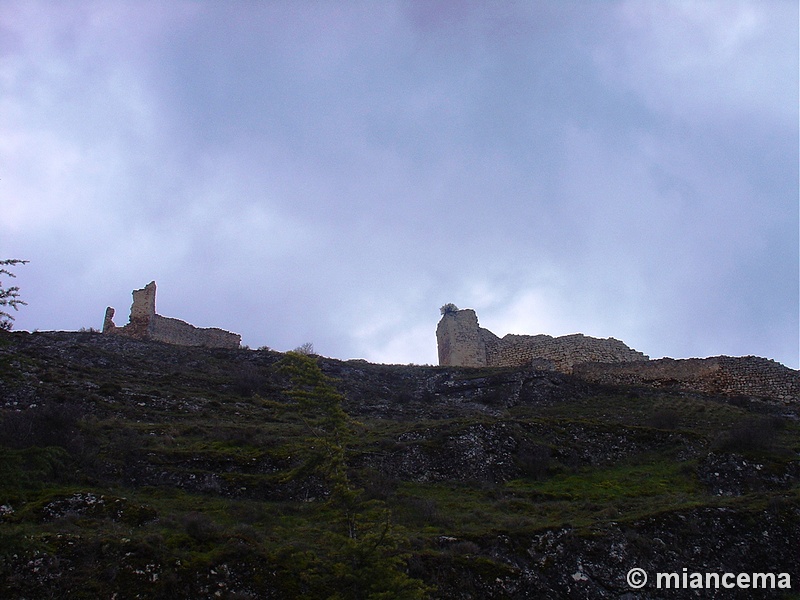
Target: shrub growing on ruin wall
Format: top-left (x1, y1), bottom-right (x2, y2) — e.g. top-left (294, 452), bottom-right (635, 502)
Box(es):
top-left (440, 303), bottom-right (458, 316)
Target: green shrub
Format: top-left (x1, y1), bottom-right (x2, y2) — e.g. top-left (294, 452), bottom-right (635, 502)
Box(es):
top-left (514, 441), bottom-right (552, 479)
top-left (646, 409), bottom-right (681, 430)
top-left (292, 342), bottom-right (315, 356)
top-left (714, 417), bottom-right (783, 454)
top-left (439, 303), bottom-right (458, 316)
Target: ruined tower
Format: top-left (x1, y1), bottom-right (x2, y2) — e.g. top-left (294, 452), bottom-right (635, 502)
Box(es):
top-left (436, 308), bottom-right (487, 367)
top-left (103, 281), bottom-right (241, 349)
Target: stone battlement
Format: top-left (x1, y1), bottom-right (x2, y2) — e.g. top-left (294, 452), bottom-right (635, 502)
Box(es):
top-left (103, 281), bottom-right (241, 349)
top-left (436, 307), bottom-right (647, 373)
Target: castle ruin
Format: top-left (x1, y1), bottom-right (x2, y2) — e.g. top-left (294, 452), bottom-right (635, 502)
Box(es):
top-left (436, 306), bottom-right (648, 373)
top-left (103, 281), bottom-right (241, 349)
top-left (436, 306), bottom-right (799, 402)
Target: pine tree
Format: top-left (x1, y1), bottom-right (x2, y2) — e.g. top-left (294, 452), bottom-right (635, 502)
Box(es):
top-left (274, 352), bottom-right (430, 599)
top-left (0, 259), bottom-right (28, 331)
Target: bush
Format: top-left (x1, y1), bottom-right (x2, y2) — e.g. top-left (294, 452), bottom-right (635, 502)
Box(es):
top-left (0, 446), bottom-right (70, 496)
top-left (515, 441), bottom-right (552, 479)
top-left (0, 403), bottom-right (86, 453)
top-left (231, 363), bottom-right (269, 397)
top-left (714, 417), bottom-right (783, 454)
top-left (403, 497), bottom-right (442, 525)
top-left (447, 540), bottom-right (481, 555)
top-left (183, 511), bottom-right (222, 543)
top-left (292, 342), bottom-right (315, 355)
top-left (440, 303), bottom-right (459, 316)
top-left (646, 409), bottom-right (681, 430)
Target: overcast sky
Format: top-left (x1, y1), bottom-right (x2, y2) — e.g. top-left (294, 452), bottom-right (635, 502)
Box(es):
top-left (1, 1), bottom-right (798, 368)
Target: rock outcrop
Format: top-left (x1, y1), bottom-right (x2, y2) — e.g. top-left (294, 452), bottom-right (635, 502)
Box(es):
top-left (103, 281), bottom-right (240, 349)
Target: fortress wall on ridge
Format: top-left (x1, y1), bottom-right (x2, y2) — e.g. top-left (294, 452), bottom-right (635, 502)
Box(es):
top-left (436, 307), bottom-right (797, 401)
top-left (574, 356), bottom-right (799, 402)
top-left (437, 307), bottom-right (647, 374)
top-left (103, 281), bottom-right (241, 349)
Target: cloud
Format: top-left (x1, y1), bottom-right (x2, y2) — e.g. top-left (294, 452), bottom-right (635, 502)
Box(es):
top-left (0, 1), bottom-right (796, 368)
top-left (596, 0), bottom-right (797, 124)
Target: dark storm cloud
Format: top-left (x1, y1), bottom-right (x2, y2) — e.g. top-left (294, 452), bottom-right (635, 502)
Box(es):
top-left (1, 1), bottom-right (796, 367)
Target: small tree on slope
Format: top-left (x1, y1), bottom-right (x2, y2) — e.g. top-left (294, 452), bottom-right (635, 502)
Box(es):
top-left (273, 352), bottom-right (431, 599)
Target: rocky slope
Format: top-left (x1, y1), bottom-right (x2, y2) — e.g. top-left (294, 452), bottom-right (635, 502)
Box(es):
top-left (0, 331), bottom-right (798, 599)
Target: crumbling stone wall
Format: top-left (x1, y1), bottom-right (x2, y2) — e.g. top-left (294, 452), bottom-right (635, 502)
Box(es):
top-left (574, 356), bottom-right (799, 402)
top-left (437, 309), bottom-right (487, 367)
top-left (437, 307), bottom-right (648, 373)
top-left (103, 281), bottom-right (241, 349)
top-left (483, 331), bottom-right (648, 373)
top-left (436, 307), bottom-right (797, 401)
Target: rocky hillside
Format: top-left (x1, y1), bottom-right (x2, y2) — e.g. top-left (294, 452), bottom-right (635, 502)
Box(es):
top-left (0, 331), bottom-right (798, 599)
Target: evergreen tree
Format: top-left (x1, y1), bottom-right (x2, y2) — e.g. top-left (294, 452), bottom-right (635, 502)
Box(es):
top-left (274, 352), bottom-right (430, 599)
top-left (0, 259), bottom-right (28, 331)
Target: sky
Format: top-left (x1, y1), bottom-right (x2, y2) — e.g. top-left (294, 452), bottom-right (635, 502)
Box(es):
top-left (1, 1), bottom-right (798, 368)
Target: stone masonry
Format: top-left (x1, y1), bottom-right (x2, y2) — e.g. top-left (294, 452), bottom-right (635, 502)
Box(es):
top-left (436, 309), bottom-right (488, 367)
top-left (437, 307), bottom-right (648, 373)
top-left (436, 306), bottom-right (798, 402)
top-left (574, 356), bottom-right (799, 403)
top-left (103, 281), bottom-right (241, 349)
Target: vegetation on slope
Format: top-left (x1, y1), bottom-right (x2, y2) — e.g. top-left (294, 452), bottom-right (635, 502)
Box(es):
top-left (0, 330), bottom-right (798, 599)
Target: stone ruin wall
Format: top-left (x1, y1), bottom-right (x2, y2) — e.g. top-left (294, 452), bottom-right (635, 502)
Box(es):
top-left (436, 307), bottom-right (798, 401)
top-left (436, 309), bottom-right (488, 367)
top-left (103, 281), bottom-right (241, 349)
top-left (574, 356), bottom-right (799, 403)
top-left (147, 314), bottom-right (241, 348)
top-left (481, 330), bottom-right (649, 373)
top-left (437, 308), bottom-right (648, 374)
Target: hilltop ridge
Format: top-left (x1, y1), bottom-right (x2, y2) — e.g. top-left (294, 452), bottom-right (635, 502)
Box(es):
top-left (0, 330), bottom-right (798, 599)
top-left (436, 306), bottom-right (797, 402)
